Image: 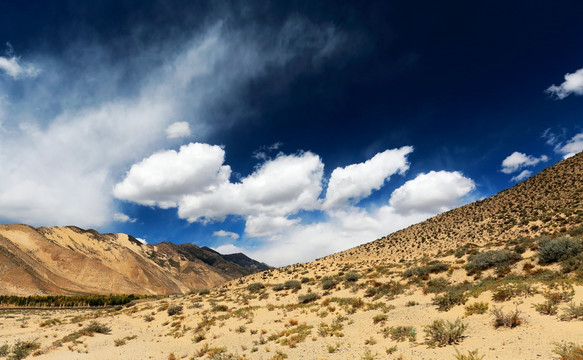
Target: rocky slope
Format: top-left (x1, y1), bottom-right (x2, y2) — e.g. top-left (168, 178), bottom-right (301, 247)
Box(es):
top-left (0, 225), bottom-right (269, 296)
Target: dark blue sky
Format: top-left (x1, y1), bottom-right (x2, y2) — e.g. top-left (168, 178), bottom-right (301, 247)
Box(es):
top-left (0, 1), bottom-right (582, 265)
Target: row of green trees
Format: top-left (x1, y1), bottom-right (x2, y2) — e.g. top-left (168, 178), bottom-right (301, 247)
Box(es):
top-left (0, 294), bottom-right (142, 307)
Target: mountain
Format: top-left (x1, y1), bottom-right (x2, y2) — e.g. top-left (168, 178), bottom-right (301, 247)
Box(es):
top-left (0, 225), bottom-right (269, 296)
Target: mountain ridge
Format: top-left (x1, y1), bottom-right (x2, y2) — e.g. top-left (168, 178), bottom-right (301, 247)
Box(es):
top-left (0, 224), bottom-right (269, 296)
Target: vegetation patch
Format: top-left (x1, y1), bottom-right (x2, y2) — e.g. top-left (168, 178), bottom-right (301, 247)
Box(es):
top-left (424, 319), bottom-right (466, 347)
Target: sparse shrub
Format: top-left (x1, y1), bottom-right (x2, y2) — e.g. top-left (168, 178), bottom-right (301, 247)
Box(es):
top-left (553, 342), bottom-right (583, 360)
top-left (9, 340), bottom-right (41, 360)
top-left (406, 301), bottom-right (418, 307)
top-left (465, 250), bottom-right (521, 274)
top-left (454, 348), bottom-right (485, 360)
top-left (344, 271), bottom-right (360, 282)
top-left (301, 277), bottom-right (310, 283)
top-left (144, 314), bottom-right (155, 322)
top-left (321, 276), bottom-right (337, 290)
top-left (272, 283), bottom-right (284, 291)
top-left (491, 307), bottom-right (522, 328)
top-left (491, 283), bottom-right (536, 302)
top-left (247, 282), bottom-right (265, 293)
top-left (82, 321), bottom-right (111, 334)
top-left (211, 304), bottom-right (228, 312)
top-left (424, 277), bottom-right (450, 294)
top-left (387, 326), bottom-right (416, 342)
top-left (560, 302), bottom-right (583, 321)
top-left (538, 237), bottom-right (582, 264)
top-left (403, 261), bottom-right (449, 279)
top-left (198, 289), bottom-right (210, 295)
top-left (284, 280), bottom-right (301, 290)
top-left (167, 305), bottom-right (183, 316)
top-left (424, 319), bottom-right (466, 347)
top-left (0, 344), bottom-right (8, 357)
top-left (534, 300), bottom-right (558, 315)
top-left (298, 293), bottom-right (318, 304)
top-left (372, 314), bottom-right (387, 324)
top-left (433, 290), bottom-right (468, 311)
top-left (465, 302), bottom-right (489, 316)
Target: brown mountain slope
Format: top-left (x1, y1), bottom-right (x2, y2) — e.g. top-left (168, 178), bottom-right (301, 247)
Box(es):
top-left (326, 151), bottom-right (583, 264)
top-left (0, 225), bottom-right (269, 296)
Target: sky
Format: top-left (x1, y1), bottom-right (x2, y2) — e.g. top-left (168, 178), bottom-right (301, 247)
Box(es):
top-left (1, 1), bottom-right (582, 266)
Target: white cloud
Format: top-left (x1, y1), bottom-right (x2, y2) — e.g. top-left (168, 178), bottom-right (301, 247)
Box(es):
top-left (0, 14), bottom-right (344, 227)
top-left (213, 243), bottom-right (245, 255)
top-left (113, 212), bottom-right (136, 223)
top-left (178, 151), bottom-right (324, 226)
top-left (546, 68), bottom-right (583, 99)
top-left (113, 143), bottom-right (231, 208)
top-left (324, 146), bottom-right (413, 208)
top-left (135, 237), bottom-right (148, 245)
top-left (501, 152), bottom-right (549, 174)
top-left (556, 133), bottom-right (583, 159)
top-left (388, 171), bottom-right (475, 215)
top-left (212, 230), bottom-right (240, 240)
top-left (510, 170), bottom-right (532, 182)
top-left (0, 54), bottom-right (40, 79)
top-left (166, 121), bottom-right (191, 139)
top-left (245, 215), bottom-right (300, 238)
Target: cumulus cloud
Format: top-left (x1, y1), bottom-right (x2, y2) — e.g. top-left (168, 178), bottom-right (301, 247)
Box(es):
top-left (166, 122), bottom-right (191, 139)
top-left (178, 151), bottom-right (324, 226)
top-left (546, 68), bottom-right (583, 99)
top-left (388, 171), bottom-right (475, 215)
top-left (324, 146), bottom-right (413, 208)
top-left (556, 133), bottom-right (583, 159)
top-left (113, 212), bottom-right (136, 223)
top-left (0, 13), bottom-right (344, 227)
top-left (212, 230), bottom-right (240, 240)
top-left (113, 143), bottom-right (231, 208)
top-left (501, 152), bottom-right (549, 174)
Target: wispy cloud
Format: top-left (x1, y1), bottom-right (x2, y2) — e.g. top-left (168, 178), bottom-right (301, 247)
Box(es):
top-left (0, 44), bottom-right (40, 79)
top-left (0, 12), bottom-right (345, 227)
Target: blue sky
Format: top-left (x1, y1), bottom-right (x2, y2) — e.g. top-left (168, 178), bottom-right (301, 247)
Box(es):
top-left (0, 1), bottom-right (582, 266)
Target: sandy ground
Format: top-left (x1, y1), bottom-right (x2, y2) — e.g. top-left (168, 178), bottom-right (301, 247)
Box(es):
top-left (2, 256), bottom-right (582, 360)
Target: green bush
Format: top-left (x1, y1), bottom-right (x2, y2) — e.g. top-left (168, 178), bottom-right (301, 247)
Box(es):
top-left (0, 344), bottom-right (8, 357)
top-left (82, 321), bottom-right (111, 334)
top-left (167, 305), bottom-right (183, 316)
top-left (344, 271), bottom-right (360, 282)
top-left (321, 276), bottom-right (337, 290)
top-left (284, 280), bottom-right (302, 290)
top-left (424, 319), bottom-right (466, 347)
top-left (539, 237), bottom-right (582, 264)
top-left (454, 348), bottom-right (485, 360)
top-left (560, 302), bottom-right (583, 321)
top-left (491, 307), bottom-right (522, 328)
top-left (298, 293), bottom-right (319, 304)
top-left (464, 302), bottom-right (489, 316)
top-left (433, 290), bottom-right (468, 311)
top-left (247, 282), bottom-right (265, 293)
top-left (553, 342), bottom-right (583, 360)
top-left (387, 326), bottom-right (416, 342)
top-left (465, 250), bottom-right (521, 274)
top-left (8, 341), bottom-right (40, 360)
top-left (272, 283), bottom-right (284, 291)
